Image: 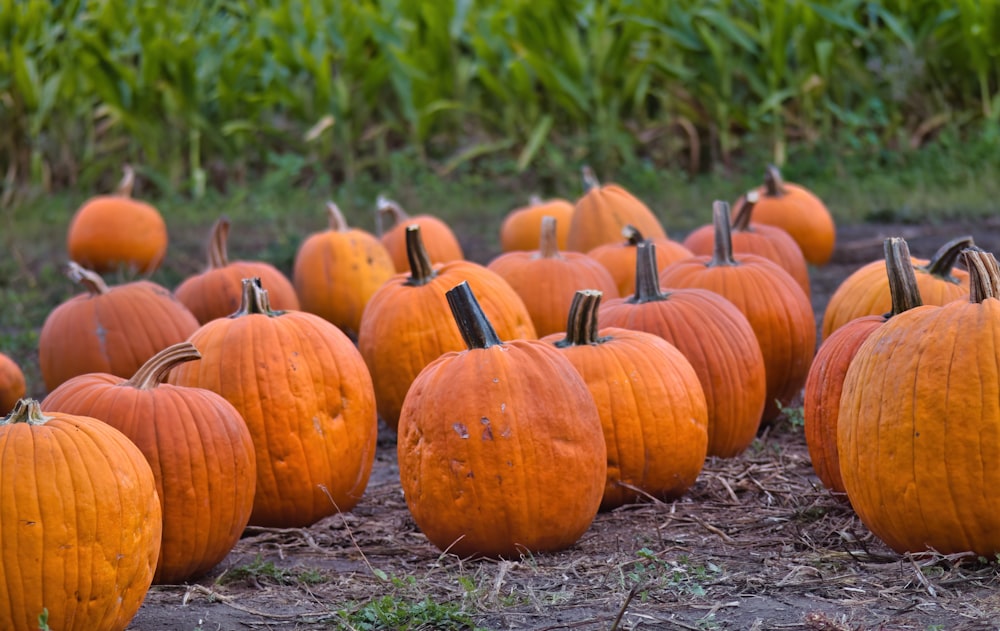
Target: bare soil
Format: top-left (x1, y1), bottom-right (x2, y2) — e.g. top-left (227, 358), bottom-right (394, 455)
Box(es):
top-left (128, 218), bottom-right (1000, 631)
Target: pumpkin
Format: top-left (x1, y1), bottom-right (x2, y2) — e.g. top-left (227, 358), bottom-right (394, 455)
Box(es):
top-left (292, 201), bottom-right (396, 339)
top-left (0, 399), bottom-right (161, 631)
top-left (735, 165), bottom-right (835, 266)
top-left (566, 166), bottom-right (667, 253)
top-left (659, 201), bottom-right (816, 423)
top-left (543, 290), bottom-right (708, 510)
top-left (803, 238), bottom-right (922, 495)
top-left (587, 225), bottom-right (694, 296)
top-left (0, 352), bottom-right (26, 415)
top-left (487, 216), bottom-right (620, 336)
top-left (38, 262), bottom-right (200, 392)
top-left (43, 342), bottom-right (256, 584)
top-left (600, 242), bottom-right (767, 457)
top-left (682, 190), bottom-right (811, 298)
top-left (397, 281), bottom-right (606, 558)
top-left (168, 278), bottom-right (377, 528)
top-left (358, 225), bottom-right (536, 431)
top-left (66, 165), bottom-right (168, 275)
top-left (839, 248), bottom-right (1000, 555)
top-left (500, 195), bottom-right (575, 252)
top-left (377, 196), bottom-right (464, 271)
top-left (821, 235), bottom-right (972, 340)
top-left (175, 216), bottom-right (300, 324)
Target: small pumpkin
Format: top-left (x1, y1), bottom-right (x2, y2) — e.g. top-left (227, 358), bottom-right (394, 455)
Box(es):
top-left (175, 216), bottom-right (300, 324)
top-left (43, 342), bottom-right (257, 584)
top-left (66, 165), bottom-right (168, 274)
top-left (500, 195), bottom-right (575, 252)
top-left (397, 281), bottom-right (606, 558)
top-left (587, 225), bottom-right (694, 296)
top-left (377, 196), bottom-right (464, 271)
top-left (566, 167), bottom-right (667, 253)
top-left (0, 352), bottom-right (26, 415)
top-left (0, 398), bottom-right (161, 631)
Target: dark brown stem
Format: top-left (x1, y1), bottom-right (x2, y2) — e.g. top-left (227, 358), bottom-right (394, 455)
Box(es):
top-left (554, 290), bottom-right (605, 347)
top-left (207, 216), bottom-right (231, 269)
top-left (581, 165), bottom-right (601, 192)
top-left (232, 277), bottom-right (282, 317)
top-left (921, 236), bottom-right (974, 283)
top-left (628, 241), bottom-right (669, 304)
top-left (709, 201), bottom-right (738, 267)
top-left (326, 201), bottom-right (349, 232)
top-left (446, 281), bottom-right (502, 350)
top-left (1, 398), bottom-right (50, 425)
top-left (123, 342), bottom-right (202, 390)
top-left (537, 216), bottom-right (561, 259)
top-left (622, 225), bottom-right (644, 246)
top-left (115, 164), bottom-right (136, 197)
top-left (763, 164), bottom-right (787, 197)
top-left (964, 248), bottom-right (1000, 303)
top-left (66, 261), bottom-right (110, 295)
top-left (404, 224), bottom-right (437, 286)
top-left (883, 238), bottom-right (923, 317)
top-left (731, 190), bottom-right (760, 231)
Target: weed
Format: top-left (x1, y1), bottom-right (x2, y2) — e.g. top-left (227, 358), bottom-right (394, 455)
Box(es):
top-left (626, 548), bottom-right (722, 599)
top-left (336, 595), bottom-right (478, 630)
top-left (219, 556), bottom-right (325, 588)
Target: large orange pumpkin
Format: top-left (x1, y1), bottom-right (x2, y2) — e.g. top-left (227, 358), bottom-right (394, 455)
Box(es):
top-left (397, 281), bottom-right (606, 558)
top-left (175, 216), bottom-right (300, 324)
top-left (587, 225), bottom-right (694, 296)
top-left (499, 195), bottom-right (575, 252)
top-left (38, 262), bottom-right (200, 392)
top-left (43, 342), bottom-right (256, 584)
top-left (566, 167), bottom-right (667, 252)
top-left (543, 290), bottom-right (708, 510)
top-left (168, 278), bottom-right (378, 528)
top-left (377, 196), bottom-right (464, 271)
top-left (0, 352), bottom-right (26, 415)
top-left (0, 399), bottom-right (161, 631)
top-left (66, 165), bottom-right (168, 275)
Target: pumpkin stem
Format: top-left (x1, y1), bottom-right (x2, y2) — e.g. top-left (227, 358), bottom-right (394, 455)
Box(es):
top-left (709, 201), bottom-right (738, 267)
top-left (115, 164), bottom-right (136, 197)
top-left (731, 190), bottom-right (760, 232)
top-left (326, 201), bottom-right (350, 232)
top-left (627, 241), bottom-right (670, 304)
top-left (206, 216), bottom-right (231, 269)
top-left (1, 398), bottom-right (51, 426)
top-left (964, 248), bottom-right (1000, 303)
top-left (622, 225), bottom-right (644, 246)
top-left (446, 281), bottom-right (502, 350)
top-left (66, 261), bottom-right (110, 296)
top-left (528, 194), bottom-right (544, 206)
top-left (232, 277), bottom-right (283, 317)
top-left (883, 237), bottom-right (923, 317)
top-left (763, 164), bottom-right (787, 197)
top-left (375, 195), bottom-right (409, 237)
top-left (404, 224), bottom-right (438, 286)
top-left (536, 216), bottom-right (562, 259)
top-left (554, 290), bottom-right (606, 347)
top-left (921, 235), bottom-right (975, 283)
top-left (123, 342), bottom-right (202, 390)
top-left (581, 165), bottom-right (601, 192)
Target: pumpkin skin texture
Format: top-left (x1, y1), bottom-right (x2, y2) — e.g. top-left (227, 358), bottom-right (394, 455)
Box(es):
top-left (659, 202), bottom-right (816, 423)
top-left (377, 196), bottom-right (464, 272)
top-left (600, 242), bottom-right (767, 458)
top-left (0, 399), bottom-right (161, 631)
top-left (821, 235), bottom-right (971, 340)
top-left (543, 290), bottom-right (708, 511)
top-left (488, 216), bottom-right (620, 337)
top-left (168, 278), bottom-right (377, 528)
top-left (567, 167), bottom-right (667, 253)
top-left (175, 216), bottom-right (300, 324)
top-left (397, 282), bottom-right (606, 558)
top-left (0, 352), bottom-right (26, 415)
top-left (803, 238), bottom-right (922, 495)
top-left (500, 196), bottom-right (575, 252)
top-left (43, 342), bottom-right (256, 585)
top-left (66, 165), bottom-right (168, 275)
top-left (587, 225), bottom-right (694, 296)
top-left (38, 262), bottom-right (200, 392)
top-left (358, 226), bottom-right (536, 431)
top-left (293, 201), bottom-right (396, 339)
top-left (838, 249), bottom-right (1000, 556)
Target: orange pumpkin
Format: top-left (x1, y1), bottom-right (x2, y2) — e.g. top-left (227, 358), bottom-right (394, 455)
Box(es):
top-left (397, 281), bottom-right (606, 558)
top-left (168, 278), bottom-right (377, 528)
top-left (358, 225), bottom-right (536, 431)
top-left (587, 225), bottom-right (694, 297)
top-left (544, 290), bottom-right (708, 510)
top-left (66, 165), bottom-right (168, 274)
top-left (38, 262), bottom-right (200, 392)
top-left (566, 167), bottom-right (667, 252)
top-left (43, 342), bottom-right (256, 584)
top-left (0, 352), bottom-right (26, 415)
top-left (499, 195), bottom-right (575, 252)
top-left (377, 196), bottom-right (464, 271)
top-left (175, 216), bottom-right (300, 324)
top-left (0, 399), bottom-right (161, 631)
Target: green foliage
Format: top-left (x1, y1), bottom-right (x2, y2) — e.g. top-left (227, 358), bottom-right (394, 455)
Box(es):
top-left (626, 548), bottom-right (722, 599)
top-left (336, 595), bottom-right (478, 631)
top-left (221, 556), bottom-right (327, 587)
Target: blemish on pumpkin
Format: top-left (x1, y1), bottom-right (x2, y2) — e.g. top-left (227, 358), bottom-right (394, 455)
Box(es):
top-left (480, 416), bottom-right (493, 440)
top-left (492, 377), bottom-right (499, 383)
top-left (453, 423), bottom-right (469, 438)
top-left (313, 416), bottom-right (324, 435)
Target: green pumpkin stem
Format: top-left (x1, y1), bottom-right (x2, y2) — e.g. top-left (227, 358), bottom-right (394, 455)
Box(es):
top-left (622, 225), bottom-right (644, 246)
top-left (554, 290), bottom-right (606, 347)
top-left (763, 164), bottom-right (787, 197)
top-left (404, 224), bottom-right (437, 286)
top-left (964, 248), bottom-right (1000, 303)
top-left (537, 216), bottom-right (561, 259)
top-left (66, 261), bottom-right (110, 296)
top-left (581, 165), bottom-right (601, 192)
top-left (628, 241), bottom-right (670, 304)
top-left (731, 190), bottom-right (760, 232)
top-left (115, 164), bottom-right (136, 197)
top-left (232, 277), bottom-right (283, 317)
top-left (124, 342), bottom-right (202, 390)
top-left (883, 238), bottom-right (923, 317)
top-left (709, 201), bottom-right (738, 267)
top-left (1, 398), bottom-right (51, 426)
top-left (921, 235), bottom-right (975, 283)
top-left (207, 216), bottom-right (231, 269)
top-left (375, 195), bottom-right (408, 237)
top-left (446, 281), bottom-right (502, 350)
top-left (326, 201), bottom-right (349, 232)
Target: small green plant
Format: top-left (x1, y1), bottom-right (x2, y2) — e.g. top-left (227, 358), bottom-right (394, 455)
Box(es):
top-left (220, 556), bottom-right (325, 588)
top-left (626, 548), bottom-right (722, 598)
top-left (37, 609), bottom-right (50, 631)
top-left (337, 595), bottom-right (478, 630)
top-left (777, 401), bottom-right (805, 428)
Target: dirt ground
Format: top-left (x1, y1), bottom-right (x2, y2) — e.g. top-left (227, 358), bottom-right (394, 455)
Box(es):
top-left (128, 217), bottom-right (1000, 631)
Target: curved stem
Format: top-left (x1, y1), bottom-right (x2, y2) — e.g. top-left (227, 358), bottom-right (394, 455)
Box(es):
top-left (554, 290), bottom-right (605, 347)
top-left (446, 281), bottom-right (502, 350)
top-left (709, 200), bottom-right (738, 267)
top-left (964, 247), bottom-right (1000, 303)
top-left (404, 224), bottom-right (437, 286)
top-left (66, 261), bottom-right (110, 296)
top-left (124, 342), bottom-right (202, 390)
top-left (528, 194), bottom-right (544, 207)
top-left (232, 277), bottom-right (282, 318)
top-left (376, 195), bottom-right (409, 237)
top-left (537, 216), bottom-right (561, 259)
top-left (628, 241), bottom-right (669, 304)
top-left (731, 190), bottom-right (760, 232)
top-left (622, 225), bottom-right (644, 246)
top-left (763, 164), bottom-right (787, 197)
top-left (115, 164), bottom-right (136, 197)
top-left (883, 237), bottom-right (923, 317)
top-left (207, 216), bottom-right (231, 269)
top-left (1, 398), bottom-right (50, 425)
top-left (922, 235), bottom-right (975, 283)
top-left (326, 201), bottom-right (349, 232)
top-left (581, 165), bottom-right (601, 192)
